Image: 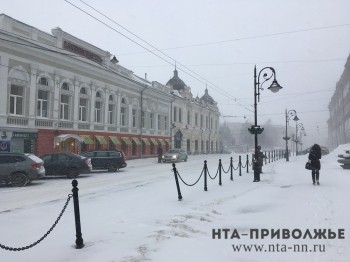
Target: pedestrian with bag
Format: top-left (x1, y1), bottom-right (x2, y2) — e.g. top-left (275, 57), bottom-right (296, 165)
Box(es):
top-left (308, 144), bottom-right (322, 185)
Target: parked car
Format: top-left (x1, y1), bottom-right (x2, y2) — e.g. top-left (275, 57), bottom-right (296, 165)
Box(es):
top-left (0, 152), bottom-right (45, 187)
top-left (81, 150), bottom-right (127, 172)
top-left (162, 149), bottom-right (188, 163)
top-left (39, 152), bottom-right (92, 178)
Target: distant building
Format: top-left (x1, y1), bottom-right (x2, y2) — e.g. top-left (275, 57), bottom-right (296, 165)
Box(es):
top-left (166, 69), bottom-right (220, 154)
top-left (328, 54), bottom-right (350, 149)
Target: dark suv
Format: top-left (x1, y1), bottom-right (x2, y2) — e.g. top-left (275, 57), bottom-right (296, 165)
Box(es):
top-left (81, 150), bottom-right (127, 172)
top-left (0, 152), bottom-right (45, 187)
top-left (40, 152), bottom-right (92, 178)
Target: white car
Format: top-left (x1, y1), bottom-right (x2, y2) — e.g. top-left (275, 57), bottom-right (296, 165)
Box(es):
top-left (162, 149), bottom-right (188, 163)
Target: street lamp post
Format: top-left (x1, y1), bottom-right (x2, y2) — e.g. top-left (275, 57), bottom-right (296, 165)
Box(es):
top-left (283, 109), bottom-right (298, 161)
top-left (248, 66), bottom-right (283, 182)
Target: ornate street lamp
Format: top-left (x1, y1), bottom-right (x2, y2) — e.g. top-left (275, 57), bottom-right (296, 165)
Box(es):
top-left (248, 66), bottom-right (283, 182)
top-left (283, 109), bottom-right (298, 161)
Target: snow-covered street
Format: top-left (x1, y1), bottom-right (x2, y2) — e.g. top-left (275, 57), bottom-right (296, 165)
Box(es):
top-left (1, 145), bottom-right (349, 262)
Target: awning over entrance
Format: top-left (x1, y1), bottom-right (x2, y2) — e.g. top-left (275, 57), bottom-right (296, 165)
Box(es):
top-left (120, 137), bottom-right (132, 145)
top-left (80, 135), bottom-right (94, 145)
top-left (149, 138), bottom-right (159, 145)
top-left (131, 137), bottom-right (141, 145)
top-left (54, 134), bottom-right (84, 145)
top-left (95, 135), bottom-right (107, 145)
top-left (141, 138), bottom-right (150, 145)
top-left (157, 139), bottom-right (166, 146)
top-left (109, 136), bottom-right (121, 145)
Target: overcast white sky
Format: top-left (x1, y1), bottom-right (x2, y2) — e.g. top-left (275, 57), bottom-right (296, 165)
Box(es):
top-left (2, 0), bottom-right (350, 146)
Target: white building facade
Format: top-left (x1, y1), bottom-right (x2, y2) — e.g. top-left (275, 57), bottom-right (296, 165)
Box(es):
top-left (0, 14), bottom-right (220, 157)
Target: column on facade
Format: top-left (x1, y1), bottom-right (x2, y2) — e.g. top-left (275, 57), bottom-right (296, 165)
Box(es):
top-left (53, 72), bottom-right (61, 120)
top-left (103, 87), bottom-right (110, 128)
top-left (73, 78), bottom-right (80, 129)
top-left (116, 92), bottom-right (121, 129)
top-left (28, 64), bottom-right (38, 127)
top-left (0, 55), bottom-right (9, 125)
top-left (89, 82), bottom-right (96, 125)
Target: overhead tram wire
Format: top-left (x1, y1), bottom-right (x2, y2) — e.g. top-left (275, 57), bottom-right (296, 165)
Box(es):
top-left (118, 23), bottom-right (350, 56)
top-left (65, 0), bottom-right (253, 113)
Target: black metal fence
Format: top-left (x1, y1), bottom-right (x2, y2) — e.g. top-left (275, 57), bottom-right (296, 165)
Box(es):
top-left (172, 150), bottom-right (284, 200)
top-left (0, 180), bottom-right (84, 251)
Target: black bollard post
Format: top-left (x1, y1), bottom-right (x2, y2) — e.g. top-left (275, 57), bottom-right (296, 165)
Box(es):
top-left (72, 179), bottom-right (84, 249)
top-left (204, 160), bottom-right (208, 191)
top-left (264, 151), bottom-right (267, 165)
top-left (219, 159), bottom-right (222, 186)
top-left (230, 157), bottom-right (233, 181)
top-left (239, 155), bottom-right (242, 176)
top-left (172, 163), bottom-right (183, 201)
top-left (268, 151), bottom-right (271, 163)
top-left (246, 154), bottom-right (249, 173)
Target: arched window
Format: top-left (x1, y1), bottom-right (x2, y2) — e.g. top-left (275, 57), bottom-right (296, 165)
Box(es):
top-left (80, 87), bottom-right (87, 95)
top-left (61, 82), bottom-right (69, 91)
top-left (108, 95), bottom-right (115, 125)
top-left (37, 89), bottom-right (49, 118)
top-left (120, 97), bottom-right (127, 126)
top-left (79, 87), bottom-right (88, 121)
top-left (95, 91), bottom-right (103, 123)
top-left (39, 77), bottom-right (48, 86)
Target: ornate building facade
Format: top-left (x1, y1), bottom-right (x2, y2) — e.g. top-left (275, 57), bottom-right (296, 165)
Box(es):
top-left (0, 14), bottom-right (220, 157)
top-left (166, 69), bottom-right (220, 154)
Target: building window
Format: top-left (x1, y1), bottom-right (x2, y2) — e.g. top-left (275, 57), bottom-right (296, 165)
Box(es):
top-left (206, 116), bottom-right (209, 129)
top-left (62, 82), bottom-right (69, 91)
top-left (60, 94), bottom-right (69, 120)
top-left (95, 101), bottom-right (102, 123)
top-left (150, 113), bottom-right (154, 129)
top-left (158, 115), bottom-right (161, 130)
top-left (79, 98), bottom-right (87, 121)
top-left (120, 98), bottom-right (127, 126)
top-left (195, 113), bottom-right (198, 126)
top-left (121, 107), bottom-right (126, 126)
top-left (132, 108), bottom-right (137, 128)
top-left (108, 104), bottom-right (114, 124)
top-left (164, 116), bottom-right (168, 130)
top-left (200, 115), bottom-right (203, 128)
top-left (80, 87), bottom-right (87, 95)
top-left (9, 85), bottom-right (24, 115)
top-left (108, 95), bottom-right (114, 125)
top-left (141, 111), bottom-right (145, 128)
top-left (187, 111), bottom-right (191, 125)
top-left (37, 90), bottom-right (48, 118)
top-left (39, 77), bottom-right (48, 86)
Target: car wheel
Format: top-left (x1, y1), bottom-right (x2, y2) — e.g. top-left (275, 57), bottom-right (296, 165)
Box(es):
top-left (107, 164), bottom-right (118, 172)
top-left (67, 168), bottom-right (79, 179)
top-left (10, 173), bottom-right (28, 187)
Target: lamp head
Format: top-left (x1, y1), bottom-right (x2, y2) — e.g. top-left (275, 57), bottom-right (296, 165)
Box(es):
top-left (293, 115), bottom-right (300, 122)
top-left (267, 79), bottom-right (282, 93)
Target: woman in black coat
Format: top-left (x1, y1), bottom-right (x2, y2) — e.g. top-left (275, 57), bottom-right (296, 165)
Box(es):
top-left (308, 144), bottom-right (322, 185)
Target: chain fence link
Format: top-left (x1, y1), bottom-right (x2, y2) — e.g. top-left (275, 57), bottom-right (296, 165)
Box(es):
top-left (176, 168), bottom-right (204, 187)
top-left (0, 194), bottom-right (72, 251)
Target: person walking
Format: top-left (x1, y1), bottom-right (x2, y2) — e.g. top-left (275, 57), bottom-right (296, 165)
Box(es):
top-left (308, 144), bottom-right (322, 185)
top-left (157, 145), bottom-right (163, 163)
